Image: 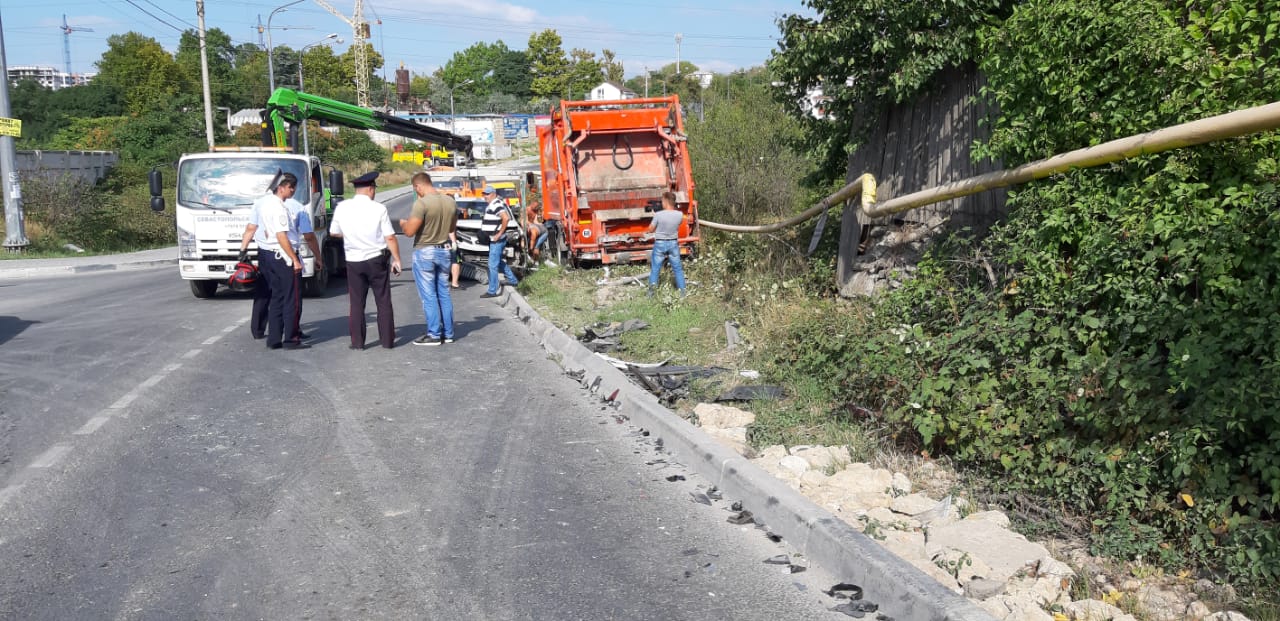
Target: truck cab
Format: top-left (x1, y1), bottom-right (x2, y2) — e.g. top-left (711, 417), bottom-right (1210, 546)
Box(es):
top-left (155, 148), bottom-right (342, 298)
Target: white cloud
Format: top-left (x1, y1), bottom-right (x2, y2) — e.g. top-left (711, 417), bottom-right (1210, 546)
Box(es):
top-left (379, 0), bottom-right (539, 23)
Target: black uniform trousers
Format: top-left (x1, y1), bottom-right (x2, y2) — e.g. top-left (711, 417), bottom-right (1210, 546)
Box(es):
top-left (259, 249), bottom-right (300, 348)
top-left (251, 256), bottom-right (302, 341)
top-left (346, 252), bottom-right (395, 348)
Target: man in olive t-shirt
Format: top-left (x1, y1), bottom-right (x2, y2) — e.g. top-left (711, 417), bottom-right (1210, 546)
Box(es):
top-left (400, 172), bottom-right (459, 344)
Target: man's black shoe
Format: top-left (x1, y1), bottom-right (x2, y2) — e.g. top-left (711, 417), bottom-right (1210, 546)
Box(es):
top-left (282, 342), bottom-right (311, 350)
top-left (297, 331), bottom-right (311, 339)
top-left (266, 342), bottom-right (283, 350)
top-left (348, 344), bottom-right (364, 350)
top-left (251, 333), bottom-right (266, 340)
top-left (480, 292), bottom-right (499, 298)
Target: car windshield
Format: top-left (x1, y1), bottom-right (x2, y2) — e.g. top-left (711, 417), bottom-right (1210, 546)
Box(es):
top-left (496, 188), bottom-right (519, 199)
top-left (435, 180), bottom-right (462, 190)
top-left (178, 157), bottom-right (311, 208)
top-left (456, 199), bottom-right (487, 219)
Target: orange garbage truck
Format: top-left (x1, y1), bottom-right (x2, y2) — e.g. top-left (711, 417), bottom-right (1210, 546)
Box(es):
top-left (536, 96), bottom-right (699, 266)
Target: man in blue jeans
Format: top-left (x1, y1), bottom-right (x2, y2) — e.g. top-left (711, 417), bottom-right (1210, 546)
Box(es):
top-left (479, 187), bottom-right (519, 298)
top-left (400, 172), bottom-right (458, 345)
top-left (646, 191), bottom-right (687, 298)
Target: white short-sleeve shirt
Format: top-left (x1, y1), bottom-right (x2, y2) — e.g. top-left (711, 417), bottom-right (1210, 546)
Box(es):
top-left (330, 194), bottom-right (394, 262)
top-left (255, 193), bottom-right (292, 252)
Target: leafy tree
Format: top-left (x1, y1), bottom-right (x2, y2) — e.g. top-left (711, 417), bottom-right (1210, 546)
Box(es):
top-left (601, 49), bottom-right (624, 83)
top-left (566, 48), bottom-right (603, 100)
top-left (95, 32), bottom-right (185, 114)
top-left (299, 45), bottom-right (348, 99)
top-left (769, 0), bottom-right (1014, 180)
top-left (174, 27), bottom-right (238, 106)
top-left (440, 41), bottom-right (511, 95)
top-left (528, 29), bottom-right (570, 98)
top-left (491, 49), bottom-right (533, 98)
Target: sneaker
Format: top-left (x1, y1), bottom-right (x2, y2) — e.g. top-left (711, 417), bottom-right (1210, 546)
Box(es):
top-left (544, 259), bottom-right (557, 267)
top-left (414, 335), bottom-right (441, 346)
top-left (443, 337), bottom-right (454, 344)
top-left (480, 292), bottom-right (499, 298)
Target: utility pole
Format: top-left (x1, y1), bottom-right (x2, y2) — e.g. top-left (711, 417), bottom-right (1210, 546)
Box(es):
top-left (197, 0), bottom-right (215, 149)
top-left (675, 33), bottom-right (682, 78)
top-left (643, 65), bottom-right (649, 98)
top-left (0, 11), bottom-right (28, 252)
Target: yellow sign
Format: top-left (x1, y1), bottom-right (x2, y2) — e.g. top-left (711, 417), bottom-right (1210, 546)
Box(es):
top-left (0, 117), bottom-right (20, 137)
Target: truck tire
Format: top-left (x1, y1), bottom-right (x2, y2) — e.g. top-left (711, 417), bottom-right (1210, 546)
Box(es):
top-left (459, 261), bottom-right (488, 284)
top-left (303, 263), bottom-right (329, 297)
top-left (190, 280), bottom-right (218, 298)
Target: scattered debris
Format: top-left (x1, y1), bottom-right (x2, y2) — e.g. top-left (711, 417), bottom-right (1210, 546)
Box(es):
top-left (579, 319), bottom-right (651, 352)
top-left (566, 369), bottom-right (585, 381)
top-left (726, 510), bottom-right (754, 525)
top-left (689, 492), bottom-right (713, 506)
top-left (714, 385), bottom-right (785, 402)
top-left (830, 600), bottom-right (878, 618)
top-left (824, 583), bottom-right (864, 600)
top-left (764, 532), bottom-right (783, 543)
top-left (784, 564), bottom-right (807, 574)
top-left (725, 321), bottom-right (741, 351)
top-left (665, 475), bottom-right (686, 482)
top-left (739, 369), bottom-right (761, 380)
top-left (730, 501), bottom-right (743, 512)
top-left (763, 554), bottom-right (791, 565)
top-left (705, 487), bottom-right (723, 500)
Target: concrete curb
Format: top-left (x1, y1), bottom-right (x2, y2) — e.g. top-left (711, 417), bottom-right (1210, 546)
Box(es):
top-left (0, 255), bottom-right (177, 280)
top-left (496, 289), bottom-right (996, 621)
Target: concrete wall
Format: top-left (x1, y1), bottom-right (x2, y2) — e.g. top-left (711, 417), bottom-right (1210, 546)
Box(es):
top-left (16, 150), bottom-right (118, 185)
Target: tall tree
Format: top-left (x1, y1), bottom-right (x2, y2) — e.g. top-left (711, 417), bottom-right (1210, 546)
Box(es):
top-left (95, 32), bottom-right (185, 114)
top-left (440, 41), bottom-right (510, 94)
top-left (175, 27), bottom-right (238, 106)
top-left (527, 29), bottom-right (570, 98)
top-left (601, 49), bottom-right (624, 83)
top-left (566, 48), bottom-right (603, 100)
top-left (492, 49), bottom-right (533, 98)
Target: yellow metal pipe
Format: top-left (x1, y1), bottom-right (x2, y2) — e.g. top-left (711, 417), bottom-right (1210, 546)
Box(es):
top-left (699, 174), bottom-right (876, 232)
top-left (863, 100), bottom-right (1280, 219)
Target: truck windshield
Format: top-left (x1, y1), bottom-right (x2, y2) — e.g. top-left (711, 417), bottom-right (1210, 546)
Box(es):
top-left (178, 158), bottom-right (311, 208)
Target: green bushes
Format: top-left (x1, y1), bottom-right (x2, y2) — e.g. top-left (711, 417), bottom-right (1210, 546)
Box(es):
top-left (14, 171), bottom-right (172, 253)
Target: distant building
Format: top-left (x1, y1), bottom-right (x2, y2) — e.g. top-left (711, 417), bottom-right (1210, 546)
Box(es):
top-left (8, 66), bottom-right (93, 90)
top-left (230, 109), bottom-right (265, 129)
top-left (588, 81), bottom-right (637, 102)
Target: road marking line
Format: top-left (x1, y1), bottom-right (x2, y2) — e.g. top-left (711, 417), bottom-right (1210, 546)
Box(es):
top-left (202, 335), bottom-right (221, 345)
top-left (0, 485), bottom-right (23, 510)
top-left (139, 374), bottom-right (165, 389)
top-left (221, 325), bottom-right (237, 333)
top-left (29, 444), bottom-right (73, 469)
top-left (74, 416), bottom-right (111, 435)
top-left (109, 392), bottom-right (139, 410)
top-left (183, 349), bottom-right (202, 359)
top-left (163, 363), bottom-right (182, 373)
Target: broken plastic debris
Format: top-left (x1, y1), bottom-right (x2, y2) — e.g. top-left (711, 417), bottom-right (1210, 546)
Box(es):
top-left (665, 474), bottom-right (686, 482)
top-left (729, 501), bottom-right (743, 512)
top-left (689, 492), bottom-right (712, 506)
top-left (739, 370), bottom-right (761, 379)
top-left (824, 583), bottom-right (864, 600)
top-left (763, 554), bottom-right (791, 565)
top-left (715, 384), bottom-right (785, 402)
top-left (705, 487), bottom-right (723, 500)
top-left (726, 510), bottom-right (754, 525)
top-left (765, 532), bottom-right (783, 543)
top-left (784, 564), bottom-right (806, 574)
top-left (830, 600), bottom-right (878, 618)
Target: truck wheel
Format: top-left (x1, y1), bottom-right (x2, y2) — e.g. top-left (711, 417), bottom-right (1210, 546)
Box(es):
top-left (190, 280), bottom-right (218, 298)
top-left (459, 261), bottom-right (488, 284)
top-left (303, 262), bottom-right (329, 297)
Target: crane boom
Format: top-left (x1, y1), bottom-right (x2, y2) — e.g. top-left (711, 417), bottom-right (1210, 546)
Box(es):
top-left (263, 87), bottom-right (473, 159)
top-left (311, 0), bottom-right (371, 107)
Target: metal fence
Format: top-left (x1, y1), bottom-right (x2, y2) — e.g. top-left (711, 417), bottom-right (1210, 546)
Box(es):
top-left (16, 150), bottom-right (118, 185)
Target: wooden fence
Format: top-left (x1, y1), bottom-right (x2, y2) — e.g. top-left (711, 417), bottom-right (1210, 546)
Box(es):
top-left (838, 63), bottom-right (1007, 296)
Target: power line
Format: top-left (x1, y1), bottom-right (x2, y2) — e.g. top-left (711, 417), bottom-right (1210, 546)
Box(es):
top-left (117, 0), bottom-right (185, 33)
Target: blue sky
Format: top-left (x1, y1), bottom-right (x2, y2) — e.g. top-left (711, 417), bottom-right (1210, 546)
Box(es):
top-left (0, 0), bottom-right (810, 79)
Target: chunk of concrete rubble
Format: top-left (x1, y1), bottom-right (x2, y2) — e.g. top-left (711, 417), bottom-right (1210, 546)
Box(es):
top-left (799, 470), bottom-right (828, 490)
top-left (1033, 556), bottom-right (1076, 581)
top-left (877, 528), bottom-right (926, 561)
top-left (964, 578), bottom-right (1006, 600)
top-left (790, 445), bottom-right (849, 471)
top-left (1064, 598), bottom-right (1126, 620)
top-left (963, 510), bottom-right (1011, 528)
top-left (1006, 575), bottom-right (1070, 608)
top-left (757, 444), bottom-right (788, 462)
top-left (906, 556), bottom-right (962, 593)
top-left (778, 455), bottom-right (810, 476)
top-left (863, 506), bottom-right (902, 526)
top-left (890, 471), bottom-right (912, 494)
top-left (1186, 601), bottom-right (1212, 620)
top-left (925, 520), bottom-right (1052, 583)
top-left (982, 593), bottom-right (1055, 621)
top-left (693, 403), bottom-right (756, 428)
top-left (1135, 585), bottom-right (1193, 621)
top-left (1204, 612), bottom-right (1252, 621)
top-left (931, 547), bottom-right (995, 586)
top-left (703, 426), bottom-right (752, 457)
top-left (819, 466), bottom-right (894, 510)
top-left (890, 493), bottom-right (940, 516)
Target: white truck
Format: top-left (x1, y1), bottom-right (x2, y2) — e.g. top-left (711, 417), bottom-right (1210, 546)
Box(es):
top-left (148, 147), bottom-right (345, 298)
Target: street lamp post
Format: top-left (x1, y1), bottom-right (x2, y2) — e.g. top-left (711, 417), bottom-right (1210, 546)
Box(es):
top-left (297, 34), bottom-right (340, 155)
top-left (448, 71), bottom-right (492, 165)
top-left (266, 0), bottom-right (305, 94)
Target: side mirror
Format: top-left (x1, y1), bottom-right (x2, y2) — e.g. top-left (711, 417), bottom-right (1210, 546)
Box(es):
top-left (148, 168), bottom-right (165, 212)
top-left (525, 172), bottom-right (537, 187)
top-left (328, 168), bottom-right (344, 197)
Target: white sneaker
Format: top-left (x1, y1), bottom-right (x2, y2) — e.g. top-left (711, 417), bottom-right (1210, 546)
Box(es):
top-left (544, 259), bottom-right (557, 267)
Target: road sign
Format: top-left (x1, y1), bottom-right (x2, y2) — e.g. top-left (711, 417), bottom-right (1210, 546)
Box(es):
top-left (0, 117), bottom-right (20, 137)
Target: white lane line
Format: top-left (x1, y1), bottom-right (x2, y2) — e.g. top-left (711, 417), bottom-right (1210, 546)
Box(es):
top-left (183, 349), bottom-right (202, 359)
top-left (0, 485), bottom-right (23, 510)
top-left (162, 363), bottom-right (182, 373)
top-left (74, 416), bottom-right (111, 435)
top-left (233, 316), bottom-right (248, 326)
top-left (139, 374), bottom-right (166, 389)
top-left (109, 392), bottom-right (139, 410)
top-left (201, 335), bottom-right (222, 345)
top-left (221, 325), bottom-right (237, 333)
top-left (29, 444), bottom-right (73, 469)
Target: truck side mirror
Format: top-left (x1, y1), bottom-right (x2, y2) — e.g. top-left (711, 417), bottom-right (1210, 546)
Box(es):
top-left (525, 172), bottom-right (537, 187)
top-left (328, 168), bottom-right (344, 197)
top-left (148, 168), bottom-right (165, 212)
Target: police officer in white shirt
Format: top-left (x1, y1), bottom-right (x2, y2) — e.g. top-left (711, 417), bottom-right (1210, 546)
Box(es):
top-left (330, 171), bottom-right (402, 349)
top-left (238, 182), bottom-right (321, 342)
top-left (253, 172), bottom-right (308, 350)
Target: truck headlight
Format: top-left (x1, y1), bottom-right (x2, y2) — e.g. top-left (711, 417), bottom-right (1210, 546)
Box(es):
top-left (178, 227), bottom-right (198, 259)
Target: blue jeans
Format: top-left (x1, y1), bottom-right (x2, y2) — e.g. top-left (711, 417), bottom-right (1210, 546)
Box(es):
top-left (649, 239), bottom-right (686, 290)
top-left (487, 237), bottom-right (519, 295)
top-left (532, 224), bottom-right (549, 249)
top-left (412, 247), bottom-right (454, 339)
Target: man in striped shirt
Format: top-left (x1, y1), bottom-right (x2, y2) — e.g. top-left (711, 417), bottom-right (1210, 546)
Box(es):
top-left (479, 187), bottom-right (519, 298)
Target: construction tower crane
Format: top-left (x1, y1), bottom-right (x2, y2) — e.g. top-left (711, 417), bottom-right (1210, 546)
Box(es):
top-left (312, 0), bottom-right (371, 107)
top-left (59, 14), bottom-right (93, 77)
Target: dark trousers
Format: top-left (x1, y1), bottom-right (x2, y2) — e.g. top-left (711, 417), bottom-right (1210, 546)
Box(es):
top-left (259, 250), bottom-right (300, 347)
top-left (252, 257), bottom-right (302, 341)
top-left (346, 253), bottom-right (395, 348)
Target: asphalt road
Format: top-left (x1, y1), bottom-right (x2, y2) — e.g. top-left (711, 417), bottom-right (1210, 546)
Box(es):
top-left (0, 193), bottom-right (847, 619)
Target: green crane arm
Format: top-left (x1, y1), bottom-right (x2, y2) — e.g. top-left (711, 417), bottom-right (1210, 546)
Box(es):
top-left (263, 88), bottom-right (473, 158)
